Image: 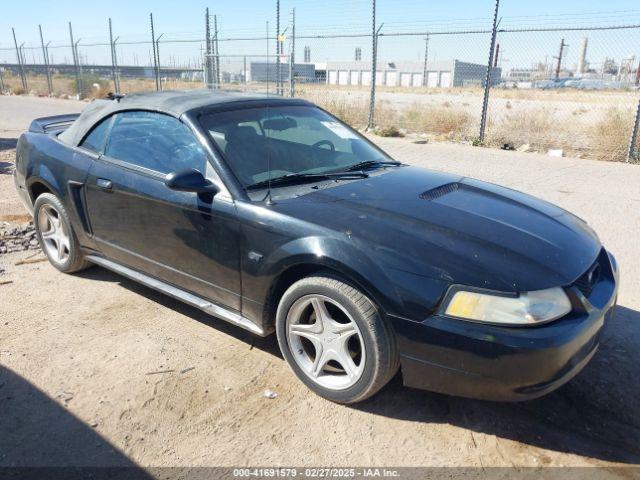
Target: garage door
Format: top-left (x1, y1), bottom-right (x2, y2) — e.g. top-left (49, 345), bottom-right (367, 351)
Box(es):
top-left (350, 71), bottom-right (359, 85)
top-left (375, 72), bottom-right (384, 86)
top-left (386, 71), bottom-right (397, 87)
top-left (427, 71), bottom-right (439, 87)
top-left (412, 73), bottom-right (423, 87)
top-left (338, 70), bottom-right (349, 85)
top-left (328, 70), bottom-right (338, 85)
top-left (440, 71), bottom-right (451, 88)
top-left (400, 73), bottom-right (412, 87)
top-left (361, 71), bottom-right (371, 86)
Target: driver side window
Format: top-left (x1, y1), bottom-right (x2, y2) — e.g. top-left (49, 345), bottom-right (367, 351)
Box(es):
top-left (105, 111), bottom-right (208, 175)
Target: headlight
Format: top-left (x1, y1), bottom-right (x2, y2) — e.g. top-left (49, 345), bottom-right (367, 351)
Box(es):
top-left (444, 287), bottom-right (571, 325)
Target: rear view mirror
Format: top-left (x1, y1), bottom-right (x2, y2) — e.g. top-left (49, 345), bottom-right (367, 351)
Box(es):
top-left (263, 117), bottom-right (297, 131)
top-left (165, 168), bottom-right (219, 194)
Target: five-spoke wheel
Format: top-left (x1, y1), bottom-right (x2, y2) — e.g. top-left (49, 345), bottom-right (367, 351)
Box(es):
top-left (287, 294), bottom-right (366, 390)
top-left (276, 274), bottom-right (399, 403)
top-left (33, 193), bottom-right (90, 273)
top-left (37, 203), bottom-right (71, 263)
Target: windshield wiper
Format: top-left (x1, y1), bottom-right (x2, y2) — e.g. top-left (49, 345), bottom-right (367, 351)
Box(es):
top-left (246, 171), bottom-right (368, 190)
top-left (344, 159), bottom-right (403, 172)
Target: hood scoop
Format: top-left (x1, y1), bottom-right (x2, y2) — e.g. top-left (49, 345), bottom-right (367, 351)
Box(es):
top-left (419, 182), bottom-right (461, 201)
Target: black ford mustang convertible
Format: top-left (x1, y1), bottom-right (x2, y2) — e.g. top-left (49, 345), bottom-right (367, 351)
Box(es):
top-left (14, 90), bottom-right (618, 404)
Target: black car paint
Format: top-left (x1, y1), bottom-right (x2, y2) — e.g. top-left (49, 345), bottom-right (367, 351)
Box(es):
top-left (14, 96), bottom-right (618, 401)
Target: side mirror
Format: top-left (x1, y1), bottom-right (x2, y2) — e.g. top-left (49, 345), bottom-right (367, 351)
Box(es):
top-left (165, 168), bottom-right (219, 194)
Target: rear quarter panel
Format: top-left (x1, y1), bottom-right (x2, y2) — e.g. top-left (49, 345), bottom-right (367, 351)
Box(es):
top-left (16, 132), bottom-right (96, 249)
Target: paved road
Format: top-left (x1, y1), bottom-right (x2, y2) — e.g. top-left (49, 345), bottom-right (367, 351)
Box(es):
top-left (0, 95), bottom-right (85, 141)
top-left (1, 95), bottom-right (639, 470)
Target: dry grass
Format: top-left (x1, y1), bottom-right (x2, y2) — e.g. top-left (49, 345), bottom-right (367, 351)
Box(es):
top-left (486, 108), bottom-right (559, 151)
top-left (2, 73), bottom-right (636, 162)
top-left (393, 103), bottom-right (474, 140)
top-left (484, 106), bottom-right (636, 161)
top-left (591, 108), bottom-right (633, 162)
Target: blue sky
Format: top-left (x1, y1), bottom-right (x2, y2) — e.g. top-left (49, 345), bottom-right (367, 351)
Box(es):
top-left (1, 1), bottom-right (639, 70)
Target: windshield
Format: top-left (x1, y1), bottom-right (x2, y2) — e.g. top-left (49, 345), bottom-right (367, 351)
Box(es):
top-left (198, 105), bottom-right (395, 188)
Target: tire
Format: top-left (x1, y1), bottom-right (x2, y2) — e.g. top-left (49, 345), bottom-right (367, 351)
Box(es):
top-left (276, 274), bottom-right (399, 404)
top-left (33, 193), bottom-right (91, 273)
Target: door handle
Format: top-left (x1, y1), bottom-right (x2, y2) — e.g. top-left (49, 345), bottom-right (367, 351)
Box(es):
top-left (96, 178), bottom-right (113, 190)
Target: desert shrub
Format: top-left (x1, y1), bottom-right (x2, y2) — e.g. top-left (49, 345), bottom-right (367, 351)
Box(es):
top-left (373, 125), bottom-right (403, 137)
top-left (79, 75), bottom-right (111, 99)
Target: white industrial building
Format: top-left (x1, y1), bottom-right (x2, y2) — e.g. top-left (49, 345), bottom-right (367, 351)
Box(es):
top-left (318, 60), bottom-right (501, 88)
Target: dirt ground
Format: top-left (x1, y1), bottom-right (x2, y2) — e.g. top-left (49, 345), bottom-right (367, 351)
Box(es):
top-left (1, 96), bottom-right (640, 472)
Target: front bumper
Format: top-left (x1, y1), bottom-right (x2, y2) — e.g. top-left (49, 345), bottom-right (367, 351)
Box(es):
top-left (393, 249), bottom-right (619, 401)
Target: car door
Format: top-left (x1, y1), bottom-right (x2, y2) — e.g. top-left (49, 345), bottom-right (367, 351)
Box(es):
top-left (83, 110), bottom-right (241, 310)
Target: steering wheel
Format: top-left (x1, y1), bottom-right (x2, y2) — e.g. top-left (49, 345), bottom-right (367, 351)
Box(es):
top-left (312, 140), bottom-right (335, 151)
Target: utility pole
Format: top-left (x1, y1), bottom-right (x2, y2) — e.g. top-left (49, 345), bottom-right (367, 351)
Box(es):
top-left (422, 34), bottom-right (429, 87)
top-left (39, 25), bottom-right (53, 95)
top-left (478, 0), bottom-right (499, 142)
top-left (554, 38), bottom-right (566, 79)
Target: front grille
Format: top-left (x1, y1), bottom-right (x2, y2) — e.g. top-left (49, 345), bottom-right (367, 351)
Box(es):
top-left (574, 260), bottom-right (601, 297)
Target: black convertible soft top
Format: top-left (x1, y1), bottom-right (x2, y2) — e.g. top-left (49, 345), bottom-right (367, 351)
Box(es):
top-left (58, 89), bottom-right (303, 147)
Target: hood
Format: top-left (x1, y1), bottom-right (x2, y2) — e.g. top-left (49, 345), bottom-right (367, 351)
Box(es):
top-left (275, 166), bottom-right (601, 292)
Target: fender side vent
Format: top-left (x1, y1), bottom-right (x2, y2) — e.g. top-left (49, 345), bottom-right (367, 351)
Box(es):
top-left (420, 182), bottom-right (460, 200)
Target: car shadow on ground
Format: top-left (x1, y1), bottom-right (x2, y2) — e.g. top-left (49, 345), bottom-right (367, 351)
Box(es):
top-left (0, 138), bottom-right (18, 151)
top-left (356, 305), bottom-right (640, 464)
top-left (76, 266), bottom-right (283, 359)
top-left (79, 266), bottom-right (640, 464)
top-left (0, 365), bottom-right (153, 477)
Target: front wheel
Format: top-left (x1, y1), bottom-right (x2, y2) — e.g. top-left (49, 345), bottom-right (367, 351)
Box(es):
top-left (276, 274), bottom-right (399, 404)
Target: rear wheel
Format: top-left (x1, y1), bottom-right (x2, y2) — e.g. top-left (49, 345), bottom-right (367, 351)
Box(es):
top-left (33, 193), bottom-right (90, 273)
top-left (276, 274), bottom-right (399, 404)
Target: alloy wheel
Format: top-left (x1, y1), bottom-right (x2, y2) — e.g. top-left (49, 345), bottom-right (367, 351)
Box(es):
top-left (37, 204), bottom-right (71, 264)
top-left (286, 294), bottom-right (366, 390)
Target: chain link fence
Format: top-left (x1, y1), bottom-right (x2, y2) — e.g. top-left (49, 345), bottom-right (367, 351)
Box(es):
top-left (1, 0), bottom-right (639, 161)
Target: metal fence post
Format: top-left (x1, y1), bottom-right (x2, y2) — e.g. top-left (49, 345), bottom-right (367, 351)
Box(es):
top-left (422, 34), bottom-right (429, 87)
top-left (276, 0), bottom-right (281, 95)
top-left (243, 55), bottom-right (247, 90)
top-left (205, 8), bottom-right (213, 90)
top-left (39, 25), bottom-right (53, 96)
top-left (266, 21), bottom-right (270, 94)
top-left (156, 33), bottom-right (164, 91)
top-left (12, 28), bottom-right (27, 90)
top-left (108, 18), bottom-right (120, 93)
top-left (479, 0), bottom-right (500, 142)
top-left (150, 13), bottom-right (160, 91)
top-left (289, 8), bottom-right (295, 98)
top-left (68, 23), bottom-right (81, 98)
top-left (214, 15), bottom-right (220, 88)
top-left (367, 0), bottom-right (377, 130)
top-left (628, 98), bottom-right (640, 162)
top-left (74, 39), bottom-right (84, 96)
